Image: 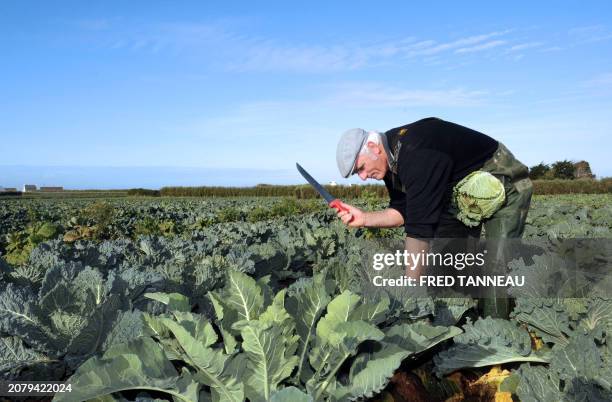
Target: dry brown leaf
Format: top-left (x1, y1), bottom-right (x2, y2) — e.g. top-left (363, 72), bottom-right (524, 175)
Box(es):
top-left (494, 391), bottom-right (513, 402)
top-left (443, 366), bottom-right (513, 401)
top-left (528, 330), bottom-right (544, 351)
top-left (471, 365), bottom-right (511, 390)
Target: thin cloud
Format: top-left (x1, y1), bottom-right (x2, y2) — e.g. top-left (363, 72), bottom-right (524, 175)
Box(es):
top-left (74, 19), bottom-right (529, 72)
top-left (82, 19), bottom-right (243, 54)
top-left (569, 25), bottom-right (612, 43)
top-left (231, 30), bottom-right (515, 72)
top-left (541, 46), bottom-right (563, 52)
top-left (409, 30), bottom-right (511, 56)
top-left (405, 39), bottom-right (437, 51)
top-left (327, 83), bottom-right (488, 107)
top-left (179, 82), bottom-right (490, 140)
top-left (508, 41), bottom-right (544, 51)
top-left (455, 40), bottom-right (507, 54)
top-left (229, 41), bottom-right (367, 72)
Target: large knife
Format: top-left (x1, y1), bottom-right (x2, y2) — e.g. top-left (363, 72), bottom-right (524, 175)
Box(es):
top-left (296, 163), bottom-right (353, 222)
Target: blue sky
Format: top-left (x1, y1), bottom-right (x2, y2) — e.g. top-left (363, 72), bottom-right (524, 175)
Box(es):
top-left (1, 1), bottom-right (612, 189)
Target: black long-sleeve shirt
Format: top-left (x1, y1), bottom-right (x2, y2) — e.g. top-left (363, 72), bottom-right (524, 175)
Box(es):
top-left (383, 117), bottom-right (498, 238)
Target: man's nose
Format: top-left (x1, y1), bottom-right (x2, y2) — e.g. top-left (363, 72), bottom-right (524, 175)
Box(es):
top-left (358, 172), bottom-right (367, 180)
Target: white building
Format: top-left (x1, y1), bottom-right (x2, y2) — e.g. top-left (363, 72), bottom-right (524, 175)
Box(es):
top-left (23, 184), bottom-right (37, 192)
top-left (329, 181), bottom-right (338, 186)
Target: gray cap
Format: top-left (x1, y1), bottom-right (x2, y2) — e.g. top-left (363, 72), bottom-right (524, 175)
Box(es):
top-left (336, 128), bottom-right (368, 178)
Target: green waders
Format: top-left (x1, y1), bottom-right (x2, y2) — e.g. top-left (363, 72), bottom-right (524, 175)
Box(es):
top-left (478, 143), bottom-right (534, 318)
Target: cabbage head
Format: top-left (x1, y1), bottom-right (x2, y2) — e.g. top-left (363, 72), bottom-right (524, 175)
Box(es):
top-left (452, 171), bottom-right (506, 227)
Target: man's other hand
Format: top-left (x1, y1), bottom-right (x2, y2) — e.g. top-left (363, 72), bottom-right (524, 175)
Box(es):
top-left (336, 202), bottom-right (366, 227)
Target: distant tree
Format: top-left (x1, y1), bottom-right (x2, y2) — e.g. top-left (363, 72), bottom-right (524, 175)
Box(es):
top-left (551, 160), bottom-right (576, 180)
top-left (573, 160), bottom-right (595, 179)
top-left (529, 162), bottom-right (550, 180)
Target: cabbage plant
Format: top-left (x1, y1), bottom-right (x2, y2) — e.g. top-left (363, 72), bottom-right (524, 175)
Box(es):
top-left (56, 271), bottom-right (462, 401)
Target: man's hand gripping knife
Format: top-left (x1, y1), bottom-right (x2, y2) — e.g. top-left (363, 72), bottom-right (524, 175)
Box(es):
top-left (336, 202), bottom-right (426, 278)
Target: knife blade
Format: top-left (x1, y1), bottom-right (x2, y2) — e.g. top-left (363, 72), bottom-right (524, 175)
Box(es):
top-left (296, 163), bottom-right (353, 221)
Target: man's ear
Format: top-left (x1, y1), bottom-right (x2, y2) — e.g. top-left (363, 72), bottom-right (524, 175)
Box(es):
top-left (367, 141), bottom-right (382, 154)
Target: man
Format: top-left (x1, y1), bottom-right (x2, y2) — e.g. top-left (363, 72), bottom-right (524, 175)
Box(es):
top-left (335, 117), bottom-right (533, 317)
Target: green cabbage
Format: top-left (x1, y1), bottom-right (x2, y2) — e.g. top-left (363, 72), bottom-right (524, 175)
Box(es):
top-left (453, 171), bottom-right (506, 227)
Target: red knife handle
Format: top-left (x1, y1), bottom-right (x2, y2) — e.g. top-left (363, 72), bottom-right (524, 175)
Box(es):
top-left (329, 199), bottom-right (354, 223)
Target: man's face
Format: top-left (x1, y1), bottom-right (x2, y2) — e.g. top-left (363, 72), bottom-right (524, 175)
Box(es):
top-left (354, 142), bottom-right (388, 180)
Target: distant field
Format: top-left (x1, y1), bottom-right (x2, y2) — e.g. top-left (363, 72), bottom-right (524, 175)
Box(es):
top-left (22, 190), bottom-right (129, 198)
top-left (1, 178), bottom-right (611, 200)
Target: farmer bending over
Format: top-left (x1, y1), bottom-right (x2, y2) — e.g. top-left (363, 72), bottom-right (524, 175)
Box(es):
top-left (335, 117), bottom-right (533, 315)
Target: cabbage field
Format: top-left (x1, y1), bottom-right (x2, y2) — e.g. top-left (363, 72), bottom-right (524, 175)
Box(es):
top-left (0, 194), bottom-right (611, 401)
